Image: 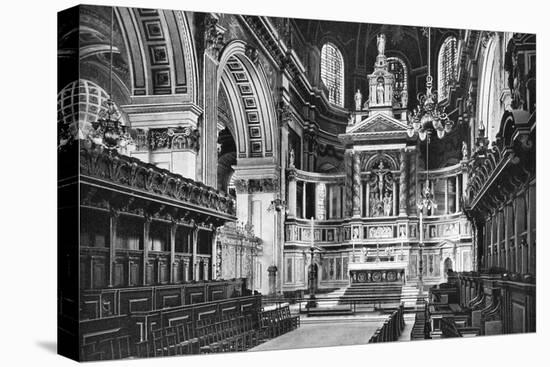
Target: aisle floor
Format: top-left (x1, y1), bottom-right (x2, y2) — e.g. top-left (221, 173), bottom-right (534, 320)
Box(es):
top-left (250, 318), bottom-right (384, 351)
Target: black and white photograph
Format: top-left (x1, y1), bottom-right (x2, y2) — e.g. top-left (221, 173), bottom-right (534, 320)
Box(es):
top-left (3, 0), bottom-right (547, 366)
top-left (55, 2), bottom-right (538, 362)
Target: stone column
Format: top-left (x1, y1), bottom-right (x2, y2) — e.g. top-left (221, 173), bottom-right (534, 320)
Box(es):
top-left (211, 229), bottom-right (219, 280)
top-left (142, 215), bottom-right (151, 285)
top-left (352, 152), bottom-right (361, 217)
top-left (445, 178), bottom-right (449, 214)
top-left (170, 221), bottom-right (177, 283)
top-left (344, 150), bottom-right (353, 218)
top-left (302, 181), bottom-right (307, 219)
top-left (192, 226), bottom-right (199, 281)
top-left (108, 209), bottom-right (119, 288)
top-left (365, 175), bottom-right (370, 217)
top-left (393, 178), bottom-right (398, 216)
top-left (316, 183), bottom-right (327, 220)
top-left (455, 176), bottom-right (460, 213)
top-left (399, 150), bottom-right (408, 216)
top-left (201, 15), bottom-right (225, 186)
top-left (288, 173), bottom-right (297, 218)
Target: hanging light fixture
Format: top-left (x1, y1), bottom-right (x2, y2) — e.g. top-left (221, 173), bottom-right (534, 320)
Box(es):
top-left (407, 27), bottom-right (455, 141)
top-left (88, 6), bottom-right (134, 151)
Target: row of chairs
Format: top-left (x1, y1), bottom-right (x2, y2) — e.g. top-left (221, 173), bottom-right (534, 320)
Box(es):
top-left (369, 303), bottom-right (405, 343)
top-left (81, 335), bottom-right (133, 361)
top-left (81, 306), bottom-right (301, 360)
top-left (259, 305), bottom-right (300, 340)
top-left (136, 311), bottom-right (260, 357)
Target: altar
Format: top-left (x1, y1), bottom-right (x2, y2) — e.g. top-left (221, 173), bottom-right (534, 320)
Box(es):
top-left (349, 260), bottom-right (407, 284)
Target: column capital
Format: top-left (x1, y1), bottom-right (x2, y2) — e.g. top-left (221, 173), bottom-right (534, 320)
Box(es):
top-left (204, 14), bottom-right (226, 60)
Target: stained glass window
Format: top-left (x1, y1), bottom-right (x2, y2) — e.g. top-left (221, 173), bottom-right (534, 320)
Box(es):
top-left (438, 36), bottom-right (458, 101)
top-left (321, 42), bottom-right (344, 107)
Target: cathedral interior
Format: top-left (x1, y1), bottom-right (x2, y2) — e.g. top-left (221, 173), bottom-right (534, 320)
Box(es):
top-left (57, 5), bottom-right (536, 361)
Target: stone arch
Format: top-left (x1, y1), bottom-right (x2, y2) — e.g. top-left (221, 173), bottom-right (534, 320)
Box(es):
top-left (217, 40), bottom-right (278, 161)
top-left (116, 7), bottom-right (198, 101)
top-left (364, 153), bottom-right (398, 172)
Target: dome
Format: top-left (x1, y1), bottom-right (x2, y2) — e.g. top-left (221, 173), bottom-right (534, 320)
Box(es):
top-left (57, 79), bottom-right (123, 126)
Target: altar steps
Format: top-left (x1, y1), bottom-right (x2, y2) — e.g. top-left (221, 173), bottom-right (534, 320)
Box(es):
top-left (339, 283), bottom-right (403, 310)
top-left (305, 305), bottom-right (355, 317)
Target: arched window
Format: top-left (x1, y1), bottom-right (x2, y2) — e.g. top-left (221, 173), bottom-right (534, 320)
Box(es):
top-left (321, 42), bottom-right (344, 107)
top-left (438, 36), bottom-right (458, 101)
top-left (387, 57), bottom-right (408, 104)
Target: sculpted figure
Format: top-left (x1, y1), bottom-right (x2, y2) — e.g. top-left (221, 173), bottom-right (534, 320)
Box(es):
top-left (377, 34), bottom-right (386, 55)
top-left (354, 89), bottom-right (362, 111)
top-left (376, 78), bottom-right (385, 104)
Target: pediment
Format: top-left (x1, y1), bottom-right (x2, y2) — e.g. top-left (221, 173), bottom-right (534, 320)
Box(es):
top-left (347, 113), bottom-right (408, 134)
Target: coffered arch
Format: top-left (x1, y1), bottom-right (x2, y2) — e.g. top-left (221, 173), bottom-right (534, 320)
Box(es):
top-left (116, 7), bottom-right (198, 101)
top-left (217, 40), bottom-right (278, 161)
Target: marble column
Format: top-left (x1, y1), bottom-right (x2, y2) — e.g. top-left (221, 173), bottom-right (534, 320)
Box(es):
top-left (365, 175), bottom-right (370, 217)
top-left (302, 181), bottom-right (307, 219)
top-left (352, 152), bottom-right (361, 217)
top-left (108, 209), bottom-right (119, 288)
top-left (445, 178), bottom-right (449, 214)
top-left (212, 229), bottom-right (219, 280)
top-left (399, 150), bottom-right (408, 216)
top-left (393, 178), bottom-right (398, 216)
top-left (316, 183), bottom-right (327, 220)
top-left (142, 216), bottom-right (151, 285)
top-left (192, 227), bottom-right (198, 281)
top-left (344, 150), bottom-right (353, 218)
top-left (201, 15), bottom-right (225, 187)
top-left (170, 222), bottom-right (177, 283)
top-left (455, 176), bottom-right (460, 213)
top-left (288, 174), bottom-right (297, 218)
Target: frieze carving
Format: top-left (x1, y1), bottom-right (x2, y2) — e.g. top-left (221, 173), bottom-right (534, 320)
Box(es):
top-left (146, 127), bottom-right (200, 152)
top-left (368, 226), bottom-right (393, 239)
top-left (233, 178), bottom-right (279, 194)
top-left (80, 145), bottom-right (235, 216)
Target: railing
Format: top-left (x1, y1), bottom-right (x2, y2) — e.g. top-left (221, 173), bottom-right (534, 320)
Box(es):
top-left (262, 296), bottom-right (412, 317)
top-left (368, 304), bottom-right (405, 343)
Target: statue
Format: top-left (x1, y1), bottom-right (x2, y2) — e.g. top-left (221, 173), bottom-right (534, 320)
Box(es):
top-left (383, 192), bottom-right (393, 216)
top-left (354, 89), bottom-right (362, 111)
top-left (461, 141), bottom-right (468, 160)
top-left (289, 148), bottom-right (295, 167)
top-left (376, 78), bottom-right (385, 104)
top-left (377, 34), bottom-right (386, 56)
top-left (348, 113), bottom-right (355, 125)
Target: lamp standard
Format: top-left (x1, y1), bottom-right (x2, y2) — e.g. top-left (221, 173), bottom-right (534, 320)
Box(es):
top-left (416, 133), bottom-right (437, 296)
top-left (307, 217), bottom-right (318, 308)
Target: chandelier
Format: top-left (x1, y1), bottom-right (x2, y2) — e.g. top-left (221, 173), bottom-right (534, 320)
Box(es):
top-left (407, 27), bottom-right (455, 140)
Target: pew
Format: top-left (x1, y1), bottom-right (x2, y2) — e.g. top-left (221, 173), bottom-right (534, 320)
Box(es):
top-left (368, 303), bottom-right (405, 343)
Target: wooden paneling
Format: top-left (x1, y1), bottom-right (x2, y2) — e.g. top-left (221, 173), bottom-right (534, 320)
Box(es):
top-left (80, 279), bottom-right (247, 321)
